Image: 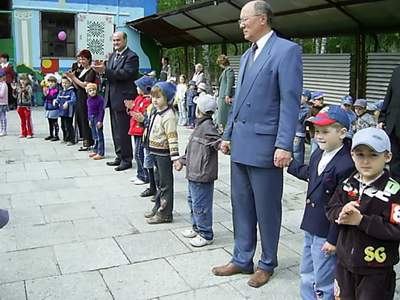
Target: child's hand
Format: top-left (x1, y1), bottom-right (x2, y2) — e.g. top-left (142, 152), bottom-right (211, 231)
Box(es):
top-left (173, 160), bottom-right (183, 171)
top-left (336, 201), bottom-right (363, 226)
top-left (132, 112), bottom-right (144, 122)
top-left (321, 242), bottom-right (336, 255)
top-left (63, 103), bottom-right (68, 110)
top-left (97, 122), bottom-right (103, 128)
top-left (124, 99), bottom-right (134, 109)
top-left (220, 141), bottom-right (231, 155)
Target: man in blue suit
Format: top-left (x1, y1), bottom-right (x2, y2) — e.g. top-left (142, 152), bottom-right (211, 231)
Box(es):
top-left (212, 0), bottom-right (303, 288)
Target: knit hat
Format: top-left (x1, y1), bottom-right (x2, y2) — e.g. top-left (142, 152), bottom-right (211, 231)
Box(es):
top-left (0, 70), bottom-right (5, 77)
top-left (351, 127), bottom-right (391, 153)
top-left (354, 99), bottom-right (367, 108)
top-left (78, 49), bottom-right (92, 62)
top-left (135, 75), bottom-right (155, 93)
top-left (195, 94), bottom-right (217, 114)
top-left (85, 83), bottom-right (97, 92)
top-left (153, 81), bottom-right (177, 104)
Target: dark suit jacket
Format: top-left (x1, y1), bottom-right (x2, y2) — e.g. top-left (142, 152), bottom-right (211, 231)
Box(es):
top-left (379, 65), bottom-right (400, 138)
top-left (104, 48), bottom-right (139, 112)
top-left (287, 143), bottom-right (355, 245)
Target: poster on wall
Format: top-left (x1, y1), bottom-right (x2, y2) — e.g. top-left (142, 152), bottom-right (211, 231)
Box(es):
top-left (77, 14), bottom-right (114, 61)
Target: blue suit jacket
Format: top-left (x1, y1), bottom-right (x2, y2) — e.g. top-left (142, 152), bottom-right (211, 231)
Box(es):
top-left (223, 32), bottom-right (303, 168)
top-left (287, 143), bottom-right (355, 244)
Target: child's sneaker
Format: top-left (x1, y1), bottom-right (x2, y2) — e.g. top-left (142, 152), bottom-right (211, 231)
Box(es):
top-left (181, 229), bottom-right (197, 238)
top-left (44, 136), bottom-right (53, 140)
top-left (26, 135), bottom-right (33, 139)
top-left (50, 136), bottom-right (60, 141)
top-left (89, 152), bottom-right (97, 158)
top-left (189, 235), bottom-right (213, 247)
top-left (19, 134), bottom-right (26, 138)
top-left (0, 132), bottom-right (6, 137)
top-left (93, 154), bottom-right (104, 160)
top-left (133, 178), bottom-right (147, 185)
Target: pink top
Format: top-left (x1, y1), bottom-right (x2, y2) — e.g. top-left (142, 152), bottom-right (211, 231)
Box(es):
top-left (0, 82), bottom-right (8, 106)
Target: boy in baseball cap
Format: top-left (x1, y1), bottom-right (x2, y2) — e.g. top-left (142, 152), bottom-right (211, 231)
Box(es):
top-left (174, 93), bottom-right (221, 247)
top-left (288, 105), bottom-right (355, 299)
top-left (326, 127), bottom-right (399, 300)
top-left (340, 95), bottom-right (356, 138)
top-left (353, 99), bottom-right (377, 133)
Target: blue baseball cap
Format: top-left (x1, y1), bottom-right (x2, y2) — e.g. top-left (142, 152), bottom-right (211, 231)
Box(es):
top-left (153, 81), bottom-right (177, 104)
top-left (354, 99), bottom-right (367, 108)
top-left (352, 127), bottom-right (391, 153)
top-left (302, 89), bottom-right (312, 100)
top-left (341, 95), bottom-right (353, 105)
top-left (311, 91), bottom-right (324, 100)
top-left (376, 100), bottom-right (384, 111)
top-left (307, 105), bottom-right (350, 130)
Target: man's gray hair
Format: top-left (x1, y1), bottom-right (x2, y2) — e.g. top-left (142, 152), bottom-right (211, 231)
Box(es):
top-left (253, 1), bottom-right (273, 26)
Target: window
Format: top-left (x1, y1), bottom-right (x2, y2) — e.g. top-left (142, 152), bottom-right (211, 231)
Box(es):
top-left (0, 0), bottom-right (11, 10)
top-left (41, 12), bottom-right (75, 58)
top-left (0, 13), bottom-right (12, 39)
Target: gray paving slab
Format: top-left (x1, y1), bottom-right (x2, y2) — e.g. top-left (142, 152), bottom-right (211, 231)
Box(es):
top-left (160, 283), bottom-right (245, 300)
top-left (0, 228), bottom-right (16, 253)
top-left (0, 281), bottom-right (26, 300)
top-left (26, 272), bottom-right (112, 300)
top-left (41, 201), bottom-right (98, 223)
top-left (101, 259), bottom-right (191, 299)
top-left (115, 230), bottom-right (190, 263)
top-left (45, 166), bottom-right (87, 179)
top-left (10, 191), bottom-right (58, 208)
top-left (15, 221), bottom-right (78, 250)
top-left (166, 248), bottom-right (235, 289)
top-left (229, 269), bottom-right (301, 300)
top-left (6, 169), bottom-right (48, 183)
top-left (8, 206), bottom-right (45, 226)
top-left (73, 215), bottom-right (138, 241)
top-left (0, 194), bottom-right (11, 208)
top-left (54, 238), bottom-right (129, 274)
top-left (0, 247), bottom-right (59, 283)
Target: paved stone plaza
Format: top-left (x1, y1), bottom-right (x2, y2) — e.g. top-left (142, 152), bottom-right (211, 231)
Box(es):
top-left (0, 108), bottom-right (399, 300)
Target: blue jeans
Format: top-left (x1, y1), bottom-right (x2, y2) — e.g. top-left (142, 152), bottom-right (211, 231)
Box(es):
top-left (187, 181), bottom-right (214, 240)
top-left (300, 232), bottom-right (336, 300)
top-left (293, 136), bottom-right (305, 164)
top-left (187, 104), bottom-right (196, 126)
top-left (134, 136), bottom-right (148, 182)
top-left (89, 116), bottom-right (104, 156)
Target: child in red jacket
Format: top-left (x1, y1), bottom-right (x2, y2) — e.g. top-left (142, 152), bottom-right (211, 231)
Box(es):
top-left (124, 75), bottom-right (155, 185)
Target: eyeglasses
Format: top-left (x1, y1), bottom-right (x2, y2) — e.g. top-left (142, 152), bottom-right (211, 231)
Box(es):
top-left (237, 14), bottom-right (262, 25)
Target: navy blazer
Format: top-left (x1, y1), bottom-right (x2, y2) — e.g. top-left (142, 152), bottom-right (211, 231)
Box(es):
top-left (223, 32), bottom-right (303, 168)
top-left (287, 143), bottom-right (355, 244)
top-left (104, 48), bottom-right (139, 112)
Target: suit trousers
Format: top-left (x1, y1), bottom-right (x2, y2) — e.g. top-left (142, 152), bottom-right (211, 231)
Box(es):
top-left (110, 107), bottom-right (133, 165)
top-left (231, 161), bottom-right (283, 273)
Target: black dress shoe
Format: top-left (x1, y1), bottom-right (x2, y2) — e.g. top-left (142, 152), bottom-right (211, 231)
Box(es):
top-left (140, 188), bottom-right (156, 197)
top-left (106, 160), bottom-right (121, 166)
top-left (114, 163), bottom-right (132, 171)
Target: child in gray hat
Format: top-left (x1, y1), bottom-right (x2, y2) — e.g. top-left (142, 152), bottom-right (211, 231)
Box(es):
top-left (174, 94), bottom-right (221, 247)
top-left (353, 99), bottom-right (376, 133)
top-left (326, 127), bottom-right (399, 300)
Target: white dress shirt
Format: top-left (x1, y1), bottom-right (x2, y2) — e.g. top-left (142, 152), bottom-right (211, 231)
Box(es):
top-left (317, 145), bottom-right (343, 175)
top-left (253, 30), bottom-right (274, 61)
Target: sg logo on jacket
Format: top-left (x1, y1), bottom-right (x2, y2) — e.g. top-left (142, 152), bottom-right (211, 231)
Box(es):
top-left (364, 246), bottom-right (387, 263)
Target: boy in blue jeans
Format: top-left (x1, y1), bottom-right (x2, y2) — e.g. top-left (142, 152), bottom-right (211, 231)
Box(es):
top-left (174, 94), bottom-right (221, 247)
top-left (288, 105), bottom-right (355, 299)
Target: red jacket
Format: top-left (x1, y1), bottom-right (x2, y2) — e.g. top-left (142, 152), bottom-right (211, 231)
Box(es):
top-left (0, 64), bottom-right (15, 84)
top-left (128, 94), bottom-right (151, 136)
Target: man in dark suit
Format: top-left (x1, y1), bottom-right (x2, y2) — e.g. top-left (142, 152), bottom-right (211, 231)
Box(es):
top-left (379, 65), bottom-right (400, 180)
top-left (93, 31), bottom-right (138, 171)
top-left (212, 0), bottom-right (302, 288)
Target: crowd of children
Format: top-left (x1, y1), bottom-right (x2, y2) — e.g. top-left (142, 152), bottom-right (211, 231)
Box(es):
top-left (290, 91), bottom-right (399, 299)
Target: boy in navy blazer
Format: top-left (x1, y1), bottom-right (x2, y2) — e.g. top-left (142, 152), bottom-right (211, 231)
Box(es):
top-left (287, 105), bottom-right (355, 300)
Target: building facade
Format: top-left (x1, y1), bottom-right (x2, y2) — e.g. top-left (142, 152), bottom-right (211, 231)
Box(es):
top-left (1, 0), bottom-right (158, 73)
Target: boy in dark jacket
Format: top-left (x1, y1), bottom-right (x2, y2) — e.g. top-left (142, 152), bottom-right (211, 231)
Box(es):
top-left (174, 94), bottom-right (221, 247)
top-left (326, 127), bottom-right (399, 300)
top-left (55, 76), bottom-right (76, 145)
top-left (288, 105), bottom-right (355, 300)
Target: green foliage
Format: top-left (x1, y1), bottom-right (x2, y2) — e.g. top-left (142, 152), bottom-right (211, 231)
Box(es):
top-left (157, 0), bottom-right (187, 12)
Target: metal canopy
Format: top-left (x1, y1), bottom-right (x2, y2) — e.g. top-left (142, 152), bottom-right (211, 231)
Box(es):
top-left (127, 0), bottom-right (400, 48)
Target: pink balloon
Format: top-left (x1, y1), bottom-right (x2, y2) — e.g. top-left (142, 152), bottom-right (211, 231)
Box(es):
top-left (58, 31), bottom-right (67, 41)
